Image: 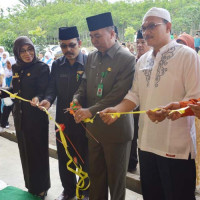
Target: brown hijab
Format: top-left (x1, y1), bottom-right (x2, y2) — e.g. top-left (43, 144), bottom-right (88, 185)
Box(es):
top-left (176, 33), bottom-right (195, 49)
top-left (13, 36), bottom-right (37, 67)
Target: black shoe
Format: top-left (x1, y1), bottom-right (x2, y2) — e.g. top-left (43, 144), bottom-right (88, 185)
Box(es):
top-left (36, 191), bottom-right (47, 200)
top-left (128, 166), bottom-right (137, 173)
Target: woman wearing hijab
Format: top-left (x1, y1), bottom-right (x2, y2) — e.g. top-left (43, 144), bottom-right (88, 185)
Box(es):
top-left (44, 51), bottom-right (53, 71)
top-left (2, 51), bottom-right (10, 68)
top-left (2, 36), bottom-right (50, 199)
top-left (176, 33), bottom-right (195, 49)
top-left (0, 46), bottom-right (5, 61)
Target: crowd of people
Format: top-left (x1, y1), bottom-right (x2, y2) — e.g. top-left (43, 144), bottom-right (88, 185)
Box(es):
top-left (1, 6), bottom-right (200, 200)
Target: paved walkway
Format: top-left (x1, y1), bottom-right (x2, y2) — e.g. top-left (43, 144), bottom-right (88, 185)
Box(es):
top-left (0, 136), bottom-right (143, 200)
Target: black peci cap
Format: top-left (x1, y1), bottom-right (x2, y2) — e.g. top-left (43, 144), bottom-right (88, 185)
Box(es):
top-left (137, 29), bottom-right (143, 39)
top-left (86, 12), bottom-right (114, 31)
top-left (59, 26), bottom-right (79, 40)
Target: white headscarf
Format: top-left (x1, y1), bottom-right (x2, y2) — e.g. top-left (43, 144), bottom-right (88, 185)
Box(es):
top-left (2, 52), bottom-right (10, 64)
top-left (45, 51), bottom-right (52, 59)
top-left (143, 7), bottom-right (171, 23)
top-left (0, 46), bottom-right (5, 57)
top-left (7, 57), bottom-right (16, 66)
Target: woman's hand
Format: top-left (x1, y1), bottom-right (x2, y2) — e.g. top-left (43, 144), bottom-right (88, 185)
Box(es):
top-left (30, 97), bottom-right (39, 107)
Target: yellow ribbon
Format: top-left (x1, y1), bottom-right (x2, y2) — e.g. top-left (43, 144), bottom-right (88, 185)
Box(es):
top-left (1, 89), bottom-right (30, 102)
top-left (169, 106), bottom-right (189, 115)
top-left (1, 89), bottom-right (90, 199)
top-left (83, 115), bottom-right (96, 123)
top-left (95, 108), bottom-right (161, 119)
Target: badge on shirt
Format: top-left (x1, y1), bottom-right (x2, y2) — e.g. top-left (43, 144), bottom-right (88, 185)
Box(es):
top-left (77, 70), bottom-right (84, 82)
top-left (97, 83), bottom-right (103, 97)
top-left (12, 73), bottom-right (19, 78)
top-left (107, 67), bottom-right (112, 72)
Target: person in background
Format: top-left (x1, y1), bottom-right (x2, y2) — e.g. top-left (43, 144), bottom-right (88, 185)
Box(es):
top-left (176, 33), bottom-right (194, 49)
top-left (121, 42), bottom-right (129, 51)
top-left (2, 52), bottom-right (10, 69)
top-left (1, 36), bottom-right (51, 199)
top-left (0, 46), bottom-right (5, 61)
top-left (38, 52), bottom-right (45, 62)
top-left (39, 26), bottom-right (88, 200)
top-left (194, 33), bottom-right (200, 53)
top-left (114, 25), bottom-right (119, 41)
top-left (135, 29), bottom-right (151, 61)
top-left (128, 44), bottom-right (135, 55)
top-left (44, 51), bottom-right (53, 71)
top-left (81, 47), bottom-right (88, 55)
top-left (0, 57), bottom-right (15, 132)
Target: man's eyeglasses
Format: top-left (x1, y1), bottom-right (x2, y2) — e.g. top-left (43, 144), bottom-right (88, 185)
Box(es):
top-left (20, 47), bottom-right (34, 55)
top-left (141, 23), bottom-right (164, 33)
top-left (60, 43), bottom-right (77, 49)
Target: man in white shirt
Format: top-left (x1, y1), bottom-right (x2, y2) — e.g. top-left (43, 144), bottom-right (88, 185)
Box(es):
top-left (100, 7), bottom-right (200, 200)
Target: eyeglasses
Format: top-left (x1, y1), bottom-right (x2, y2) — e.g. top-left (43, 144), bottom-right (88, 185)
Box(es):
top-left (141, 23), bottom-right (164, 33)
top-left (60, 43), bottom-right (77, 49)
top-left (20, 47), bottom-right (34, 55)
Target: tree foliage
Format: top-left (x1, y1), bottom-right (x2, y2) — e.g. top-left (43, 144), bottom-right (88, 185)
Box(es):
top-left (124, 26), bottom-right (135, 42)
top-left (0, 0), bottom-right (199, 52)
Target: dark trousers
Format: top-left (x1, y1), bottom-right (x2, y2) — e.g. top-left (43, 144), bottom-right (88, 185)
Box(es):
top-left (88, 139), bottom-right (131, 200)
top-left (128, 111), bottom-right (139, 170)
top-left (138, 149), bottom-right (196, 200)
top-left (195, 47), bottom-right (200, 53)
top-left (56, 129), bottom-right (88, 197)
top-left (1, 105), bottom-right (13, 128)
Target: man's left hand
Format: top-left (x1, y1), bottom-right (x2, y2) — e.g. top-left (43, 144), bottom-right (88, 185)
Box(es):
top-left (74, 108), bottom-right (92, 123)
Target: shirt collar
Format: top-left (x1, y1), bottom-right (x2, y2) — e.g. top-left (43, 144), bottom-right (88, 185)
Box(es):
top-left (97, 42), bottom-right (120, 59)
top-left (151, 40), bottom-right (176, 58)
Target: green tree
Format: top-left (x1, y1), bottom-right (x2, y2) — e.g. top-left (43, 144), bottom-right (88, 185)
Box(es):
top-left (124, 27), bottom-right (135, 42)
top-left (28, 26), bottom-right (47, 52)
top-left (18, 0), bottom-right (36, 6)
top-left (0, 30), bottom-right (17, 54)
top-left (0, 0), bottom-right (200, 49)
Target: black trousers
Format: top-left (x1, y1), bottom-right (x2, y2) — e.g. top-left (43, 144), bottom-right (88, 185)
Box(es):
top-left (195, 47), bottom-right (200, 53)
top-left (1, 105), bottom-right (13, 128)
top-left (128, 111), bottom-right (139, 170)
top-left (139, 149), bottom-right (196, 200)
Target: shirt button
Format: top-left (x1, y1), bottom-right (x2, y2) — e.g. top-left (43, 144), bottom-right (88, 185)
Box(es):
top-left (20, 110), bottom-right (22, 114)
top-left (18, 80), bottom-right (20, 82)
top-left (21, 70), bottom-right (23, 73)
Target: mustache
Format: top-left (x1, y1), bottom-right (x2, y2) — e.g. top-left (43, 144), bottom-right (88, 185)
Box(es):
top-left (64, 52), bottom-right (74, 56)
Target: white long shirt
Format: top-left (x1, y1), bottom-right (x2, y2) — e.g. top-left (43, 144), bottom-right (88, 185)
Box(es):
top-left (125, 40), bottom-right (200, 159)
